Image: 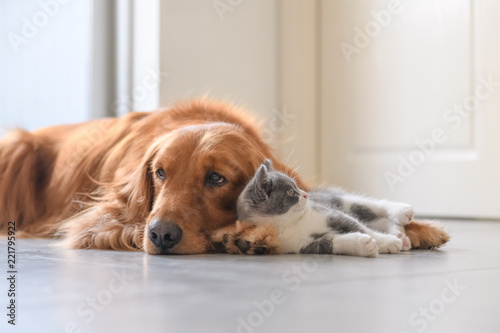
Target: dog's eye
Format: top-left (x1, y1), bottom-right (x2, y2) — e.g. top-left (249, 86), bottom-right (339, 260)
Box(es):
top-left (206, 171), bottom-right (226, 186)
top-left (287, 188), bottom-right (295, 196)
top-left (156, 168), bottom-right (166, 180)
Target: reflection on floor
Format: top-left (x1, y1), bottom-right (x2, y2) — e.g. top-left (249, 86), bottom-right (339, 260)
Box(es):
top-left (1, 220), bottom-right (499, 333)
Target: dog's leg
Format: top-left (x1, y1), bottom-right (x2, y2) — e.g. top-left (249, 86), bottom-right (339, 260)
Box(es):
top-left (211, 221), bottom-right (280, 255)
top-left (57, 207), bottom-right (145, 251)
top-left (404, 219), bottom-right (450, 249)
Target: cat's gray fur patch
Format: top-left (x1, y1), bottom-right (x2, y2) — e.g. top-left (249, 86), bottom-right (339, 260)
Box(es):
top-left (300, 237), bottom-right (333, 254)
top-left (350, 204), bottom-right (378, 222)
top-left (326, 211), bottom-right (366, 234)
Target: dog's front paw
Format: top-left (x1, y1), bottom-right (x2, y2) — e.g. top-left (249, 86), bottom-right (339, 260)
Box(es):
top-left (405, 220), bottom-right (450, 249)
top-left (211, 221), bottom-right (280, 255)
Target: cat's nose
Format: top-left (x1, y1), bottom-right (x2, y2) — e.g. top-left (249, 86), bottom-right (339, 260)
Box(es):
top-left (304, 194), bottom-right (308, 199)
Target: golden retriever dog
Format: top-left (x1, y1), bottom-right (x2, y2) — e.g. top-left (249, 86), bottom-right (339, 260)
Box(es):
top-left (0, 99), bottom-right (449, 254)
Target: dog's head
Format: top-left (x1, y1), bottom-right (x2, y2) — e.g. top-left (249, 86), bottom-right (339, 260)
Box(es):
top-left (130, 123), bottom-right (268, 254)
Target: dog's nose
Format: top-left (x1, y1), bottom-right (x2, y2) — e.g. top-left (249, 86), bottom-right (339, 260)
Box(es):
top-left (148, 220), bottom-right (183, 251)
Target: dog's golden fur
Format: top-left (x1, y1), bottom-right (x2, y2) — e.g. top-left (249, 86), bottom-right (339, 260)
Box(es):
top-left (0, 99), bottom-right (449, 254)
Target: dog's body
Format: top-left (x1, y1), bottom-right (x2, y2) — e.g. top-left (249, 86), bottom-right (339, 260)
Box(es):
top-left (0, 100), bottom-right (449, 254)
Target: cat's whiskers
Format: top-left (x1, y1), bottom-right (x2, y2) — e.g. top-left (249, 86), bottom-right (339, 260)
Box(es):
top-left (290, 165), bottom-right (306, 184)
top-left (284, 148), bottom-right (295, 167)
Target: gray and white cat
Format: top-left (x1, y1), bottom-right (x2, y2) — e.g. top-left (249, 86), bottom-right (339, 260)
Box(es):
top-left (237, 160), bottom-right (413, 257)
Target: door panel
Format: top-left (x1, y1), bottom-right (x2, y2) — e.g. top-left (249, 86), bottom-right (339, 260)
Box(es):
top-left (320, 0), bottom-right (500, 218)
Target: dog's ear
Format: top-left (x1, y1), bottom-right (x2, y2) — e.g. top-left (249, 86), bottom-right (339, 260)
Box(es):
top-left (58, 140), bottom-right (160, 251)
top-left (117, 143), bottom-right (158, 222)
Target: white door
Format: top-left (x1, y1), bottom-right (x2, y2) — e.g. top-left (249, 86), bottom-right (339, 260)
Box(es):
top-left (319, 0), bottom-right (500, 219)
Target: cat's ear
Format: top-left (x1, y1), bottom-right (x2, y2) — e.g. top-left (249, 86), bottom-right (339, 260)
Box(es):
top-left (254, 164), bottom-right (272, 200)
top-left (263, 159), bottom-right (274, 171)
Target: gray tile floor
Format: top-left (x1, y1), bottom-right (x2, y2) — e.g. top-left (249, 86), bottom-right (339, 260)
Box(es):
top-left (1, 220), bottom-right (499, 333)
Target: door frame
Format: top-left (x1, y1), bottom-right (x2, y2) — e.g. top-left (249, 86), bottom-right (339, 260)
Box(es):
top-left (277, 0), bottom-right (321, 185)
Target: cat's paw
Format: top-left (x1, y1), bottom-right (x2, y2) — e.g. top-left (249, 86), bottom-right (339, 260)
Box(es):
top-left (397, 232), bottom-right (412, 251)
top-left (376, 234), bottom-right (403, 254)
top-left (387, 203), bottom-right (415, 226)
top-left (358, 235), bottom-right (379, 258)
top-left (211, 221), bottom-right (280, 255)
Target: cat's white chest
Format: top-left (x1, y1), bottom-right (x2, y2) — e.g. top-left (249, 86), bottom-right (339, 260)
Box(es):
top-left (275, 205), bottom-right (330, 253)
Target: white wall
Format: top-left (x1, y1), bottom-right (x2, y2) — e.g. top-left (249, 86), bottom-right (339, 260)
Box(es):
top-left (158, 0), bottom-right (278, 119)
